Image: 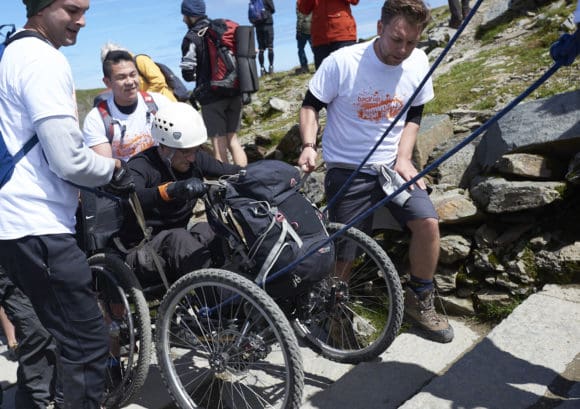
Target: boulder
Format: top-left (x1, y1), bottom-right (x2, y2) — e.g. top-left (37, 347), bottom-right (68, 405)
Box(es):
top-left (470, 90), bottom-right (580, 174)
top-left (470, 177), bottom-right (566, 213)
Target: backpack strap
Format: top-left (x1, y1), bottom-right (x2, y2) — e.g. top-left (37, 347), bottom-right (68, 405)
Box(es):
top-left (4, 29), bottom-right (47, 48)
top-left (96, 91), bottom-right (158, 144)
top-left (0, 30), bottom-right (48, 171)
top-left (96, 100), bottom-right (117, 144)
top-left (140, 90), bottom-right (158, 115)
top-left (12, 134), bottom-right (39, 163)
top-left (252, 203), bottom-right (303, 288)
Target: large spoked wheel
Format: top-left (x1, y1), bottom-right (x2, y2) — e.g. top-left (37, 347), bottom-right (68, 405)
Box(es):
top-left (89, 253), bottom-right (152, 408)
top-left (293, 223), bottom-right (404, 364)
top-left (155, 268), bottom-right (304, 409)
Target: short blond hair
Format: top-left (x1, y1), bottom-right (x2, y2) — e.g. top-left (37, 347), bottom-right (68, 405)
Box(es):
top-left (100, 42), bottom-right (129, 63)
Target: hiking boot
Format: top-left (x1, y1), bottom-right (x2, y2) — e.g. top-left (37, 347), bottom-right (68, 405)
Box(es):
top-left (260, 66), bottom-right (266, 76)
top-left (448, 17), bottom-right (462, 29)
top-left (268, 65), bottom-right (274, 74)
top-left (462, 7), bottom-right (472, 19)
top-left (404, 286), bottom-right (454, 343)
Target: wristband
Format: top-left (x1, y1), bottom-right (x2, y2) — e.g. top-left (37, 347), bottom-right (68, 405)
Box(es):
top-left (302, 142), bottom-right (317, 152)
top-left (158, 182), bottom-right (172, 202)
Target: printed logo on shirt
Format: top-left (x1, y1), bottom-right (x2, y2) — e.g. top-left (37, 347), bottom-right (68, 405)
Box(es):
top-left (112, 134), bottom-right (154, 161)
top-left (355, 91), bottom-right (404, 122)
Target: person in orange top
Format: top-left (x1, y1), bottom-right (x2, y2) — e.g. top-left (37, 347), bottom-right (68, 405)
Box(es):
top-left (298, 0), bottom-right (359, 69)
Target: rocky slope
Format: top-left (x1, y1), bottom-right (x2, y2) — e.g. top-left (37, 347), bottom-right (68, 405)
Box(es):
top-left (238, 0), bottom-right (579, 323)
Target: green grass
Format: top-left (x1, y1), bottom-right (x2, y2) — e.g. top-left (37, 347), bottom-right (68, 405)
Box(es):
top-left (426, 0), bottom-right (578, 115)
top-left (475, 298), bottom-right (521, 324)
top-left (76, 87), bottom-right (105, 124)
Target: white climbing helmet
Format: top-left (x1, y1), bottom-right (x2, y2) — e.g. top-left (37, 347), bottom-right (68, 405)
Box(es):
top-left (151, 102), bottom-right (207, 149)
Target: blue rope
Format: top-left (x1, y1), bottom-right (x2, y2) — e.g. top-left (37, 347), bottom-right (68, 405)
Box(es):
top-left (259, 30), bottom-right (577, 289)
top-left (324, 0), bottom-right (484, 213)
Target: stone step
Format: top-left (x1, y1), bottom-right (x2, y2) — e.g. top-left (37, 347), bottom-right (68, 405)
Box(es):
top-left (400, 284), bottom-right (580, 409)
top-left (300, 318), bottom-right (481, 409)
top-left (4, 285), bottom-right (578, 408)
top-left (0, 317), bottom-right (483, 409)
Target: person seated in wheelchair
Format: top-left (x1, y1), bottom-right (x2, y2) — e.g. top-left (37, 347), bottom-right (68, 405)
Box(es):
top-left (120, 102), bottom-right (242, 285)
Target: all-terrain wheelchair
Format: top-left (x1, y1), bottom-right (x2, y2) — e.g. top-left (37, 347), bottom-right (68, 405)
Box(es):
top-left (77, 163), bottom-right (404, 409)
top-left (152, 167), bottom-right (404, 409)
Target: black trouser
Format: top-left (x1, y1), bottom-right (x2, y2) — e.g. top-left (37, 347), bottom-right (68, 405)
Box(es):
top-left (0, 235), bottom-right (108, 409)
top-left (0, 265), bottom-right (61, 409)
top-left (313, 40), bottom-right (356, 69)
top-left (448, 0), bottom-right (471, 24)
top-left (128, 223), bottom-right (217, 286)
top-left (255, 23), bottom-right (274, 68)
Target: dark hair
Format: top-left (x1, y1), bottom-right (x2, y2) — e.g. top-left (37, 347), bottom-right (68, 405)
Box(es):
top-left (381, 0), bottom-right (431, 29)
top-left (102, 50), bottom-right (135, 78)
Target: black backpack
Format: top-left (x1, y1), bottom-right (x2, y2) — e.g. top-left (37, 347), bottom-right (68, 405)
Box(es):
top-left (223, 160), bottom-right (334, 298)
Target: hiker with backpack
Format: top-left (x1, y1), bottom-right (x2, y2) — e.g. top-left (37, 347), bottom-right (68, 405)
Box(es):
top-left (298, 0), bottom-right (454, 344)
top-left (248, 0), bottom-right (276, 76)
top-left (83, 49), bottom-right (173, 161)
top-left (119, 102), bottom-right (241, 285)
top-left (0, 0), bottom-right (135, 408)
top-left (179, 0), bottom-right (248, 167)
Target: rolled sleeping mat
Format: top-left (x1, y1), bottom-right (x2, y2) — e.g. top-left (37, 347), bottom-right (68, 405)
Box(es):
top-left (236, 25), bottom-right (259, 93)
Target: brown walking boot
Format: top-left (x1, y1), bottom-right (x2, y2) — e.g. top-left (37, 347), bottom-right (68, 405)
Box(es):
top-left (404, 286), bottom-right (454, 343)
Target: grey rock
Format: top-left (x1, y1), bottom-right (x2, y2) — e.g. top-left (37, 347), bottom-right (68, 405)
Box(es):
top-left (470, 90), bottom-right (580, 174)
top-left (470, 177), bottom-right (566, 213)
top-left (414, 115), bottom-right (454, 170)
top-left (269, 97), bottom-right (292, 113)
top-left (440, 234), bottom-right (472, 264)
top-left (493, 153), bottom-right (567, 180)
top-left (430, 188), bottom-right (482, 223)
top-left (439, 295), bottom-right (476, 316)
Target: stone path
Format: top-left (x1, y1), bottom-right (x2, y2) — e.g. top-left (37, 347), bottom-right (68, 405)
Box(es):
top-left (1, 284), bottom-right (579, 408)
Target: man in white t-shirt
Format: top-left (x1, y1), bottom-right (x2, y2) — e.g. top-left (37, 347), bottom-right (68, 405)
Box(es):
top-left (0, 1), bottom-right (134, 408)
top-left (299, 0), bottom-right (453, 343)
top-left (83, 49), bottom-right (172, 161)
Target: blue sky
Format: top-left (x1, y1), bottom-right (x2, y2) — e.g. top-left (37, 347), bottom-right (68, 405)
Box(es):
top-left (2, 0), bottom-right (446, 90)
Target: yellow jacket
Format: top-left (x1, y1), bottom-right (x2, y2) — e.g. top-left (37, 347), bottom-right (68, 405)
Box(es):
top-left (134, 54), bottom-right (177, 102)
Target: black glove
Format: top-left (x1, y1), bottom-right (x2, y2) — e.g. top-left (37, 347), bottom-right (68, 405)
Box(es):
top-left (105, 160), bottom-right (135, 196)
top-left (166, 177), bottom-right (206, 201)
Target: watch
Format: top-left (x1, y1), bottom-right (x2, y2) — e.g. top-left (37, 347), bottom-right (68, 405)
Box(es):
top-left (302, 142), bottom-right (317, 152)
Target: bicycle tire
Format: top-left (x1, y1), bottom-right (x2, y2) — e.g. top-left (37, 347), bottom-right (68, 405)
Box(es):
top-left (293, 223), bottom-right (404, 364)
top-left (89, 253), bottom-right (152, 408)
top-left (155, 268), bottom-right (304, 409)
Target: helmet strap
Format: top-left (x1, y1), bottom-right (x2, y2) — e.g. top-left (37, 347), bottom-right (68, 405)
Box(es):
top-left (159, 146), bottom-right (178, 181)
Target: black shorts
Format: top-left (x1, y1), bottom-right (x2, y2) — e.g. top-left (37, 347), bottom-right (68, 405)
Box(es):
top-left (201, 96), bottom-right (242, 136)
top-left (324, 167), bottom-right (438, 235)
top-left (255, 23), bottom-right (274, 49)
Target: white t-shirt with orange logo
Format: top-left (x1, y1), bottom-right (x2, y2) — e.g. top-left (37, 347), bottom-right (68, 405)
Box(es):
top-left (308, 39), bottom-right (434, 168)
top-left (82, 91), bottom-right (171, 161)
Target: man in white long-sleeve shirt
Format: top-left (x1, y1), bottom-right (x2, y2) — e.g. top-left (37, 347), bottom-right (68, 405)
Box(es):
top-left (0, 0), bottom-right (133, 407)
